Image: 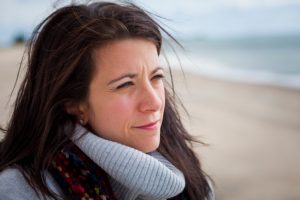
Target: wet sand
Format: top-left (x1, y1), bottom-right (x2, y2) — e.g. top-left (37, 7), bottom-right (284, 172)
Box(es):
top-left (1, 45), bottom-right (300, 200)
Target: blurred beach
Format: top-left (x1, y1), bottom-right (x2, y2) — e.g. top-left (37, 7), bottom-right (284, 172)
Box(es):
top-left (172, 71), bottom-right (300, 200)
top-left (167, 35), bottom-right (300, 89)
top-left (1, 43), bottom-right (300, 199)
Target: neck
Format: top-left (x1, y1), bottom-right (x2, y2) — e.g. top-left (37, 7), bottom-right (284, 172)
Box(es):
top-left (72, 124), bottom-right (185, 199)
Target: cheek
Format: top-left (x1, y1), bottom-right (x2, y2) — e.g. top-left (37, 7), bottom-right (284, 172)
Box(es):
top-left (109, 97), bottom-right (133, 118)
top-left (91, 96), bottom-right (134, 129)
top-left (159, 86), bottom-right (166, 111)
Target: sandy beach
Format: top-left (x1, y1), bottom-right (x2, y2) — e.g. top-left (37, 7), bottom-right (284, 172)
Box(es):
top-left (1, 45), bottom-right (300, 200)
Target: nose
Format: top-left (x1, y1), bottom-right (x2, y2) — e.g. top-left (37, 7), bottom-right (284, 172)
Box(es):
top-left (138, 82), bottom-right (162, 113)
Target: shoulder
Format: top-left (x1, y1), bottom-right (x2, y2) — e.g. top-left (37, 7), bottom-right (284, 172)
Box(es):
top-left (0, 167), bottom-right (39, 199)
top-left (0, 167), bottom-right (63, 199)
top-left (0, 167), bottom-right (28, 189)
top-left (206, 176), bottom-right (216, 200)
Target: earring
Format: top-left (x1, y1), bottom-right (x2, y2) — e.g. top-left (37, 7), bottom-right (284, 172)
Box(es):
top-left (79, 119), bottom-right (84, 125)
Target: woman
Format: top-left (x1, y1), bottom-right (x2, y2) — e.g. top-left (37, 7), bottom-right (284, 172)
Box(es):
top-left (0, 2), bottom-right (214, 200)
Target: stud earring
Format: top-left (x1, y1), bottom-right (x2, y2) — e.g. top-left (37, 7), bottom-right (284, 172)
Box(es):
top-left (79, 119), bottom-right (84, 125)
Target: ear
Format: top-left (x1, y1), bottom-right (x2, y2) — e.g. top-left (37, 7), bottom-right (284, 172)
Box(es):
top-left (65, 101), bottom-right (89, 125)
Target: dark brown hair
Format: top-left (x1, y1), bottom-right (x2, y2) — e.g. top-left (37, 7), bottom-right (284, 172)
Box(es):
top-left (0, 2), bottom-right (211, 199)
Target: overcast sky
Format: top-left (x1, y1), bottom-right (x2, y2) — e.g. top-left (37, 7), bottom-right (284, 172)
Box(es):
top-left (1, 0), bottom-right (300, 45)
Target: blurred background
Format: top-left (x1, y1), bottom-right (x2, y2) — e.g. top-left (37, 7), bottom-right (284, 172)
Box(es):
top-left (1, 0), bottom-right (300, 199)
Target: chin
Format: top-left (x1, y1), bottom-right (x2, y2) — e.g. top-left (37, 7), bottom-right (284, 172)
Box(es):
top-left (139, 138), bottom-right (160, 153)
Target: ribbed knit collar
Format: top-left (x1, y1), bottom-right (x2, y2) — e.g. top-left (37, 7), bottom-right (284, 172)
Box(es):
top-left (72, 124), bottom-right (186, 200)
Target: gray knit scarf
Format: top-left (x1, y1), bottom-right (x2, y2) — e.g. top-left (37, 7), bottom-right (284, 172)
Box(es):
top-left (72, 125), bottom-right (186, 200)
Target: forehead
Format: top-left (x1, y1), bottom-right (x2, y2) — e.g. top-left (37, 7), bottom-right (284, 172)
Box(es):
top-left (91, 38), bottom-right (159, 75)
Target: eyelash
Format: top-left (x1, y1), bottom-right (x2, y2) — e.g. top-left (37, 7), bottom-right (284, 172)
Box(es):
top-left (116, 82), bottom-right (134, 90)
top-left (116, 74), bottom-right (165, 90)
top-left (152, 74), bottom-right (165, 80)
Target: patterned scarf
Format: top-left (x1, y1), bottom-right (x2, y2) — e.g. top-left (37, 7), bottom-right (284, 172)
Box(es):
top-left (50, 142), bottom-right (117, 200)
top-left (50, 142), bottom-right (185, 200)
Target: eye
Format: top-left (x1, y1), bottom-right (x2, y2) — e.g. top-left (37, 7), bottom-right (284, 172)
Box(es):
top-left (116, 81), bottom-right (134, 90)
top-left (151, 74), bottom-right (165, 81)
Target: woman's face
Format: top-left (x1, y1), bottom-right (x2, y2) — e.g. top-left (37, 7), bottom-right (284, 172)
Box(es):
top-left (82, 39), bottom-right (165, 153)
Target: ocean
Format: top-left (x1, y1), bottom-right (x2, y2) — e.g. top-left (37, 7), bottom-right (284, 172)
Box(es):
top-left (164, 35), bottom-right (300, 90)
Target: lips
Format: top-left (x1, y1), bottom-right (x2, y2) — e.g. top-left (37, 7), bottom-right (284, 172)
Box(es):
top-left (134, 120), bottom-right (160, 131)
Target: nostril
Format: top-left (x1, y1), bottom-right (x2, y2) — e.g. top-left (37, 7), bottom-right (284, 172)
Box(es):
top-left (139, 88), bottom-right (162, 112)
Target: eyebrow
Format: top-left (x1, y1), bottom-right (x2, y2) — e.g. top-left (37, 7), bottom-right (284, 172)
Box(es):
top-left (107, 66), bottom-right (164, 86)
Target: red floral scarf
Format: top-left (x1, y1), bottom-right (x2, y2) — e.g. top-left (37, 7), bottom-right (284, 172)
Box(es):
top-left (50, 142), bottom-right (185, 200)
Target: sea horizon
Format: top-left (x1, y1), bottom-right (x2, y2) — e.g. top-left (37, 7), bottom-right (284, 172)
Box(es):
top-left (162, 34), bottom-right (300, 90)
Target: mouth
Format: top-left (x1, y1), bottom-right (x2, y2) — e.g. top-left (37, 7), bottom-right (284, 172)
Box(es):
top-left (133, 120), bottom-right (160, 131)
